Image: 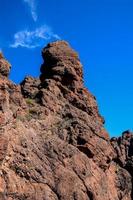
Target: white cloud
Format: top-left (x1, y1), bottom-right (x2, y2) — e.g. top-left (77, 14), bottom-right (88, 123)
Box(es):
top-left (23, 0), bottom-right (37, 21)
top-left (10, 25), bottom-right (60, 49)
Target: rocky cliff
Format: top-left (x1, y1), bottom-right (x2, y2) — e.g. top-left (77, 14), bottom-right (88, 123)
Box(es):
top-left (0, 41), bottom-right (132, 200)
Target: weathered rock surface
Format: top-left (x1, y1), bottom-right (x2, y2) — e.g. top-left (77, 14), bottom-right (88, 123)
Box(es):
top-left (0, 41), bottom-right (132, 199)
top-left (0, 52), bottom-right (11, 78)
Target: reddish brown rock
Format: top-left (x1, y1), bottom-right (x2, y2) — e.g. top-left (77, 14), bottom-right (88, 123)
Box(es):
top-left (0, 41), bottom-right (132, 199)
top-left (0, 52), bottom-right (11, 78)
top-left (40, 41), bottom-right (83, 90)
top-left (20, 76), bottom-right (40, 98)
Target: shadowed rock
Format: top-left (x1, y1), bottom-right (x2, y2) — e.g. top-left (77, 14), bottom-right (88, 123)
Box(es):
top-left (40, 41), bottom-right (83, 90)
top-left (0, 41), bottom-right (132, 199)
top-left (0, 52), bottom-right (11, 78)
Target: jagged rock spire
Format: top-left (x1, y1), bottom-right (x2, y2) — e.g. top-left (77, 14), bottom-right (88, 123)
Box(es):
top-left (40, 41), bottom-right (83, 90)
top-left (0, 40), bottom-right (132, 199)
top-left (0, 52), bottom-right (11, 78)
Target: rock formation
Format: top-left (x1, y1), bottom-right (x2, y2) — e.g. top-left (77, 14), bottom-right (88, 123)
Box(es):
top-left (0, 52), bottom-right (11, 78)
top-left (0, 40), bottom-right (132, 199)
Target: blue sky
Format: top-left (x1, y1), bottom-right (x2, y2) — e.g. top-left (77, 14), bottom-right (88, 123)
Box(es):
top-left (0, 0), bottom-right (133, 137)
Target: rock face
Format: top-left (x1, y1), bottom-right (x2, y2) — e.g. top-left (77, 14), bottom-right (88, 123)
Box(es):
top-left (0, 52), bottom-right (11, 78)
top-left (0, 41), bottom-right (132, 199)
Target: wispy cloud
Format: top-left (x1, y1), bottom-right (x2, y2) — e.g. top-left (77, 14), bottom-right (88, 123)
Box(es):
top-left (10, 25), bottom-right (60, 49)
top-left (23, 0), bottom-right (37, 21)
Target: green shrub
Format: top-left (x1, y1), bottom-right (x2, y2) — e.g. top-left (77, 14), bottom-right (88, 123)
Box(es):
top-left (26, 98), bottom-right (34, 106)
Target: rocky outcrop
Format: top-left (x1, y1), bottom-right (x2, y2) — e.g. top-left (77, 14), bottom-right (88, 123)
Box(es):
top-left (0, 52), bottom-right (11, 78)
top-left (111, 130), bottom-right (133, 199)
top-left (40, 41), bottom-right (83, 89)
top-left (0, 41), bottom-right (132, 199)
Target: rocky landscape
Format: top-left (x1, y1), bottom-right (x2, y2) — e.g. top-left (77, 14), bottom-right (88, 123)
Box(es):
top-left (0, 40), bottom-right (132, 199)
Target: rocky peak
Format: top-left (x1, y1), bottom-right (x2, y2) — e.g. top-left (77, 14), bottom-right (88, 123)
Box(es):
top-left (40, 41), bottom-right (83, 90)
top-left (0, 41), bottom-right (132, 199)
top-left (111, 130), bottom-right (133, 168)
top-left (0, 52), bottom-right (11, 78)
